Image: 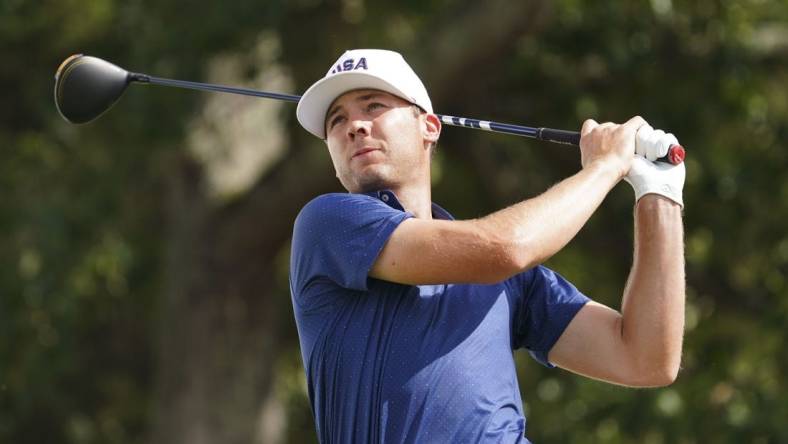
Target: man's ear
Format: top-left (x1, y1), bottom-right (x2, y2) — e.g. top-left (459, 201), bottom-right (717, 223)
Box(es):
top-left (422, 113), bottom-right (441, 146)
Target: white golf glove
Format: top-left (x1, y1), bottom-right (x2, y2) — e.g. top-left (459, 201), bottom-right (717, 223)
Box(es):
top-left (624, 125), bottom-right (686, 207)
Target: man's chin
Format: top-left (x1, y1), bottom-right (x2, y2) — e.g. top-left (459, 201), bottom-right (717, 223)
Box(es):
top-left (347, 173), bottom-right (393, 194)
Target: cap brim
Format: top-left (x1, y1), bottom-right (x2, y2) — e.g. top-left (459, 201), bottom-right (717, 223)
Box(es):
top-left (296, 71), bottom-right (418, 139)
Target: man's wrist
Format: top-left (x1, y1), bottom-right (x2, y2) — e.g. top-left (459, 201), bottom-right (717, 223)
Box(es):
top-left (636, 194), bottom-right (683, 212)
top-left (584, 157), bottom-right (628, 182)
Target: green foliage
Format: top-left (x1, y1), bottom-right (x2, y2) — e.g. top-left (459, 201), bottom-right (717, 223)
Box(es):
top-left (2, 0), bottom-right (787, 442)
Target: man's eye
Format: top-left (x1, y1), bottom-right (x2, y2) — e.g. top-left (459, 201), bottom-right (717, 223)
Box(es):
top-left (329, 115), bottom-right (345, 129)
top-left (367, 102), bottom-right (385, 111)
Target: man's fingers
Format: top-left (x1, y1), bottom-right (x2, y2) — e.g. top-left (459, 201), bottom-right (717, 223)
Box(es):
top-left (625, 115), bottom-right (647, 129)
top-left (635, 124), bottom-right (654, 158)
top-left (636, 125), bottom-right (678, 160)
top-left (581, 119), bottom-right (598, 136)
top-left (584, 116), bottom-right (647, 136)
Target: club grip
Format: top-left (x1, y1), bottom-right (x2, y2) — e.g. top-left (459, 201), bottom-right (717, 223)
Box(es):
top-left (537, 128), bottom-right (684, 164)
top-left (537, 128), bottom-right (581, 146)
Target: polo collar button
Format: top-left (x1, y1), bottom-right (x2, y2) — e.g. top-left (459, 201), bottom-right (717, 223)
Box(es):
top-left (381, 194), bottom-right (390, 202)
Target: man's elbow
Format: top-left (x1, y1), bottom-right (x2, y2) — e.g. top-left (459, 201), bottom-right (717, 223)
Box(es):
top-left (486, 247), bottom-right (542, 283)
top-left (476, 256), bottom-right (523, 284)
top-left (629, 358), bottom-right (681, 387)
top-left (645, 364), bottom-right (680, 387)
top-left (472, 220), bottom-right (551, 282)
top-left (498, 236), bottom-right (547, 277)
top-left (473, 230), bottom-right (535, 283)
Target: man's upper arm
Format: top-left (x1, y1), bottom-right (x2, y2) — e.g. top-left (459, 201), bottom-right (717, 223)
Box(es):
top-left (548, 301), bottom-right (648, 387)
top-left (368, 217), bottom-right (519, 285)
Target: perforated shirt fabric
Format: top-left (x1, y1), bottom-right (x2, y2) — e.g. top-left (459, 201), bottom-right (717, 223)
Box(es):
top-left (289, 191), bottom-right (590, 443)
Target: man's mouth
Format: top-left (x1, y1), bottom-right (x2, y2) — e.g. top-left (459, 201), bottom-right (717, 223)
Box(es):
top-left (352, 147), bottom-right (379, 159)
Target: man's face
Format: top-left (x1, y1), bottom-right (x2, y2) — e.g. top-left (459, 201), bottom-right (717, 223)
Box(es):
top-left (324, 89), bottom-right (436, 193)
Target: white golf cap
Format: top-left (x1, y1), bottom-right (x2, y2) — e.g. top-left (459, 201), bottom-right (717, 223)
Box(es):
top-left (296, 49), bottom-right (433, 139)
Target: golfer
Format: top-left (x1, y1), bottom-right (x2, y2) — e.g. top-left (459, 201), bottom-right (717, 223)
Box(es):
top-left (290, 49), bottom-right (685, 443)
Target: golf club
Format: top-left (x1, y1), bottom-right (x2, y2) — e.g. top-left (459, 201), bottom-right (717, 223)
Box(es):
top-left (54, 54), bottom-right (685, 165)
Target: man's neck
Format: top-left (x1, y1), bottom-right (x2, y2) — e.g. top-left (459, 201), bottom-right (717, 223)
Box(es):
top-left (390, 182), bottom-right (433, 220)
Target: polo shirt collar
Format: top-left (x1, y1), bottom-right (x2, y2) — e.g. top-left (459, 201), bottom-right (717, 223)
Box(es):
top-left (363, 190), bottom-right (454, 221)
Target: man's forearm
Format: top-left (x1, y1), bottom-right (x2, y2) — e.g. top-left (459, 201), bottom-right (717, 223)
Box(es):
top-left (620, 195), bottom-right (685, 383)
top-left (477, 160), bottom-right (622, 272)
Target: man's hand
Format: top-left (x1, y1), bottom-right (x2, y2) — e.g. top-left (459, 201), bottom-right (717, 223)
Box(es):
top-left (579, 116), bottom-right (645, 179)
top-left (624, 126), bottom-right (686, 207)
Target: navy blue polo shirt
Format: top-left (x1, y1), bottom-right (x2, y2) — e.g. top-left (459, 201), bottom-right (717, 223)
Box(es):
top-left (289, 191), bottom-right (589, 443)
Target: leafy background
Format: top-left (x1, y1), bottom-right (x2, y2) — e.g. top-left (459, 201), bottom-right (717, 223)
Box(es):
top-left (1, 0), bottom-right (786, 442)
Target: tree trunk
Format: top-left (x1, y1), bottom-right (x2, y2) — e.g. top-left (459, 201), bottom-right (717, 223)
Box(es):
top-left (150, 146), bottom-right (335, 444)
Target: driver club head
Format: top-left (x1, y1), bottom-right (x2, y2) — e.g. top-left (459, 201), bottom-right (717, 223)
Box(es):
top-left (54, 55), bottom-right (131, 124)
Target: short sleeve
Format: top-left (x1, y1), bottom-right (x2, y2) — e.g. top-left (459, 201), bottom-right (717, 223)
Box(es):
top-left (290, 193), bottom-right (412, 294)
top-left (511, 265), bottom-right (590, 367)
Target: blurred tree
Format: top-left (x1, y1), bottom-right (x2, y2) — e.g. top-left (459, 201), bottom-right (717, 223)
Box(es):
top-left (1, 0), bottom-right (787, 443)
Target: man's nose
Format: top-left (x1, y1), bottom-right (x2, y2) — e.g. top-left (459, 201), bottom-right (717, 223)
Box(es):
top-left (347, 119), bottom-right (370, 140)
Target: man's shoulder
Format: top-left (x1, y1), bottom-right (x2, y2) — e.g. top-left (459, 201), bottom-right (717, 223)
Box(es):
top-left (293, 192), bottom-right (392, 240)
top-left (298, 193), bottom-right (380, 217)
